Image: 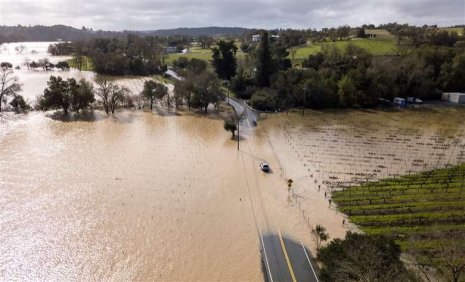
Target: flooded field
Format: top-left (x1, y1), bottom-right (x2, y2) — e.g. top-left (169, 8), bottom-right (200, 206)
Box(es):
top-left (0, 111), bottom-right (312, 280)
top-left (0, 42), bottom-right (162, 103)
top-left (264, 106), bottom-right (465, 240)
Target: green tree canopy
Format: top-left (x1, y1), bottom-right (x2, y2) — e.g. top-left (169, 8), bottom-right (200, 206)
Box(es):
top-left (211, 40), bottom-right (238, 80)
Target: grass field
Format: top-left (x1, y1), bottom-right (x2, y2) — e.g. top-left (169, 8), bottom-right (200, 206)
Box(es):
top-left (164, 47), bottom-right (213, 65)
top-left (440, 27), bottom-right (464, 36)
top-left (290, 38), bottom-right (399, 61)
top-left (164, 46), bottom-right (247, 66)
top-left (333, 163), bottom-right (465, 257)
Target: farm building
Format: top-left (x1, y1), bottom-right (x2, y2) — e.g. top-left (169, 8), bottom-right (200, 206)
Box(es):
top-left (442, 92), bottom-right (465, 103)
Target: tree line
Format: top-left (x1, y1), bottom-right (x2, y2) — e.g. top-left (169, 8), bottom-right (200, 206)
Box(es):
top-left (204, 29), bottom-right (465, 111)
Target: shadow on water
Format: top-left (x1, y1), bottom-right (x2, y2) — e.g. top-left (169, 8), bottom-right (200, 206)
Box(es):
top-left (46, 110), bottom-right (144, 124)
top-left (260, 233), bottom-right (319, 282)
top-left (152, 107), bottom-right (181, 117)
top-left (46, 110), bottom-right (108, 122)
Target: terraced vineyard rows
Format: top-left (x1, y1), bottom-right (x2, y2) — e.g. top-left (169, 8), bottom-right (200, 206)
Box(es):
top-left (333, 164), bottom-right (465, 255)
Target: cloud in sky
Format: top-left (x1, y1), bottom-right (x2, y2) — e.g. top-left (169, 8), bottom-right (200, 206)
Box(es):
top-left (0, 0), bottom-right (464, 30)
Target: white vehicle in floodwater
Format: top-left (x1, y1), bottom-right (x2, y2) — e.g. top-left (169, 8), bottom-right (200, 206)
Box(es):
top-left (260, 161), bottom-right (270, 172)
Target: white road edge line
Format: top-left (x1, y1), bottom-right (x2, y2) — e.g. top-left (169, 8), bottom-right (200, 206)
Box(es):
top-left (260, 232), bottom-right (274, 282)
top-left (246, 118), bottom-right (252, 128)
top-left (300, 240), bottom-right (319, 282)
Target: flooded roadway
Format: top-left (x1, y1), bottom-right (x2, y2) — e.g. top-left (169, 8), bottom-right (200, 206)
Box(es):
top-left (0, 111), bottom-right (314, 281)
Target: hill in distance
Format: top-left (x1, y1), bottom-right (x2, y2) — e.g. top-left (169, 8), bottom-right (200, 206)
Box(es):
top-left (0, 25), bottom-right (252, 42)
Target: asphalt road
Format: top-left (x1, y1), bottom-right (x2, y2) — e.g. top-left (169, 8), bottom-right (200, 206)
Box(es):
top-left (226, 98), bottom-right (259, 129)
top-left (261, 232), bottom-right (319, 282)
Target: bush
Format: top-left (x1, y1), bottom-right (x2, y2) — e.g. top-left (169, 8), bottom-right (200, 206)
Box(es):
top-left (249, 89), bottom-right (277, 111)
top-left (9, 95), bottom-right (31, 112)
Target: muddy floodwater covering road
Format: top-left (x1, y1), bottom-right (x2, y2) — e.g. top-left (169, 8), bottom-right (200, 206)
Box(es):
top-left (0, 111), bottom-right (315, 280)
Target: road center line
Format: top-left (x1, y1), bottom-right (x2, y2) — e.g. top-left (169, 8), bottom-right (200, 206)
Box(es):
top-left (278, 228), bottom-right (297, 282)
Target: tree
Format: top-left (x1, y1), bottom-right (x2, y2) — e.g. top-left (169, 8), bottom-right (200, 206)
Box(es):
top-left (24, 57), bottom-right (31, 70)
top-left (55, 61), bottom-right (70, 71)
top-left (255, 31), bottom-right (274, 87)
top-left (412, 231), bottom-right (465, 282)
top-left (42, 76), bottom-right (71, 114)
top-left (0, 62), bottom-right (13, 69)
top-left (356, 28), bottom-right (366, 38)
top-left (249, 89), bottom-right (277, 111)
top-left (30, 61), bottom-right (39, 69)
top-left (311, 224), bottom-right (329, 250)
top-left (336, 25), bottom-right (350, 40)
top-left (191, 71), bottom-right (223, 114)
top-left (70, 79), bottom-right (95, 113)
top-left (211, 40), bottom-right (238, 80)
top-left (38, 58), bottom-right (53, 71)
top-left (223, 117), bottom-right (237, 138)
top-left (109, 86), bottom-right (128, 114)
top-left (317, 232), bottom-right (414, 282)
top-left (337, 75), bottom-right (357, 107)
top-left (174, 79), bottom-right (192, 110)
top-left (9, 95), bottom-right (31, 112)
top-left (95, 76), bottom-right (127, 114)
top-left (154, 82), bottom-right (169, 108)
top-left (141, 80), bottom-right (157, 110)
top-left (442, 53), bottom-right (465, 92)
top-left (0, 68), bottom-right (22, 112)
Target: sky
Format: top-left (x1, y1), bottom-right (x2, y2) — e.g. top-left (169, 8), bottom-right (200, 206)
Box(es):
top-left (0, 0), bottom-right (464, 31)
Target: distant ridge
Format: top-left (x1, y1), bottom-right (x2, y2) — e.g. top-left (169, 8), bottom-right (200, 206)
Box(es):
top-left (0, 25), bottom-right (252, 43)
top-left (143, 26), bottom-right (252, 37)
top-left (0, 25), bottom-right (127, 42)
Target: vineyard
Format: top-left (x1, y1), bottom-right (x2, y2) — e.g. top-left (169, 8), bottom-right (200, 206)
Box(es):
top-left (67, 56), bottom-right (94, 71)
top-left (333, 163), bottom-right (465, 257)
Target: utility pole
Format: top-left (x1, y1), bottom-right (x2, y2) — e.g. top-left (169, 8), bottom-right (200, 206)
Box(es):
top-left (302, 87), bottom-right (306, 116)
top-left (237, 111), bottom-right (240, 150)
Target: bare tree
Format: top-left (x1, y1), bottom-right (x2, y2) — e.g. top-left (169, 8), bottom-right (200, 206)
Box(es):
top-left (430, 234), bottom-right (465, 282)
top-left (410, 230), bottom-right (465, 282)
top-left (0, 68), bottom-right (22, 112)
top-left (95, 77), bottom-right (113, 114)
top-left (95, 76), bottom-right (128, 115)
top-left (24, 57), bottom-right (31, 70)
top-left (109, 86), bottom-right (128, 114)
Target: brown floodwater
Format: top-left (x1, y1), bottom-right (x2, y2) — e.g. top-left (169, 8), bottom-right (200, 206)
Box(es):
top-left (2, 42), bottom-right (316, 281)
top-left (0, 110), bottom-right (313, 281)
top-left (0, 42), bottom-right (166, 103)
